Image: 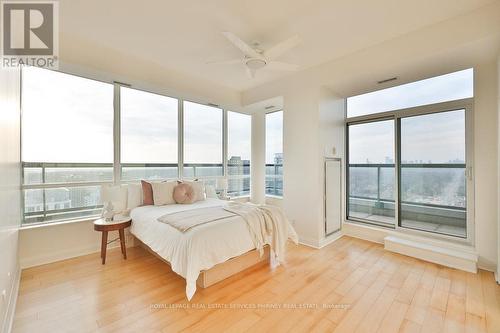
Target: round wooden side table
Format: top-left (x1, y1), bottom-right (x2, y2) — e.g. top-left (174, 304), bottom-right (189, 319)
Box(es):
top-left (94, 217), bottom-right (132, 265)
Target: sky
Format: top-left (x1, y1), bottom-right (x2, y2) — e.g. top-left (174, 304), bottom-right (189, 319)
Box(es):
top-left (22, 67), bottom-right (255, 164)
top-left (347, 68), bottom-right (471, 164)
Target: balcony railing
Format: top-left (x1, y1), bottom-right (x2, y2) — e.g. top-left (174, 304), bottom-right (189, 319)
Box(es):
top-left (265, 163), bottom-right (283, 196)
top-left (22, 161), bottom-right (253, 224)
top-left (348, 163), bottom-right (466, 237)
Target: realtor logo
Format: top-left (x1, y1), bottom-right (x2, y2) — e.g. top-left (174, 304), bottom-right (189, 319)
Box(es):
top-left (1, 1), bottom-right (58, 68)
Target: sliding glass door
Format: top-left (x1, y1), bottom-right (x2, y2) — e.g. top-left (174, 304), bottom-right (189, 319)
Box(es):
top-left (347, 119), bottom-right (395, 227)
top-left (346, 68), bottom-right (473, 241)
top-left (399, 109), bottom-right (467, 237)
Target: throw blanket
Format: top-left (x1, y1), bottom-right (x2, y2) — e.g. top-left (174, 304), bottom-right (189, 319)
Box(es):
top-left (223, 202), bottom-right (298, 263)
top-left (157, 206), bottom-right (237, 232)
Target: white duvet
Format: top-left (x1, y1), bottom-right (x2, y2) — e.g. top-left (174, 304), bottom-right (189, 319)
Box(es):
top-left (130, 199), bottom-right (258, 300)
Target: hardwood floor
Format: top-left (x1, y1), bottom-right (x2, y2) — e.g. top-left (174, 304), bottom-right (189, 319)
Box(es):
top-left (13, 236), bottom-right (500, 333)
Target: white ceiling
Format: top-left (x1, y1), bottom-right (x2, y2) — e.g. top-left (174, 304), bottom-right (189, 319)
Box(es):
top-left (60, 0), bottom-right (497, 92)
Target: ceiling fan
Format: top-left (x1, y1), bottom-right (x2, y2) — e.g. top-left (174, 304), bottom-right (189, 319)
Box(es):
top-left (208, 32), bottom-right (301, 78)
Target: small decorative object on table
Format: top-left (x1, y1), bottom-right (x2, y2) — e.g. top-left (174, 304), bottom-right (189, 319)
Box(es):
top-left (102, 201), bottom-right (115, 221)
top-left (94, 217), bottom-right (132, 265)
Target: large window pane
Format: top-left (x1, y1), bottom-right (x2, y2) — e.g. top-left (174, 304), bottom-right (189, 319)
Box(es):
top-left (347, 68), bottom-right (473, 118)
top-left (121, 87), bottom-right (178, 164)
top-left (120, 87), bottom-right (178, 180)
top-left (399, 110), bottom-right (466, 238)
top-left (183, 101), bottom-right (222, 164)
top-left (348, 120), bottom-right (395, 226)
top-left (266, 111), bottom-right (283, 196)
top-left (22, 67), bottom-right (114, 163)
top-left (21, 67), bottom-right (113, 224)
top-left (183, 101), bottom-right (223, 177)
top-left (227, 111), bottom-right (251, 197)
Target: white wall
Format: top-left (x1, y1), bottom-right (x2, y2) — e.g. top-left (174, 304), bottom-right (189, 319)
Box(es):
top-left (473, 61), bottom-right (499, 271)
top-left (318, 88), bottom-right (345, 239)
top-left (0, 67), bottom-right (21, 332)
top-left (19, 221), bottom-right (134, 269)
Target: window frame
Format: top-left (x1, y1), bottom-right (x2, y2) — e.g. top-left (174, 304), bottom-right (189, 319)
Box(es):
top-left (345, 97), bottom-right (474, 244)
top-left (20, 67), bottom-right (252, 225)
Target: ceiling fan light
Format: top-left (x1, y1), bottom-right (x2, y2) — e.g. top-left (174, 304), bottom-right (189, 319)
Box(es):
top-left (246, 58), bottom-right (266, 70)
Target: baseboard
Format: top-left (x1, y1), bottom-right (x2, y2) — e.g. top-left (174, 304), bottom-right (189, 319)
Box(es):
top-left (342, 222), bottom-right (386, 244)
top-left (298, 231), bottom-right (343, 249)
top-left (298, 237), bottom-right (321, 249)
top-left (319, 231), bottom-right (343, 248)
top-left (384, 235), bottom-right (478, 273)
top-left (2, 265), bottom-right (20, 333)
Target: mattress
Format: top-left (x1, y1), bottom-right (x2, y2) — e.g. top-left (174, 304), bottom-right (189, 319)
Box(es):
top-left (130, 198), bottom-right (255, 300)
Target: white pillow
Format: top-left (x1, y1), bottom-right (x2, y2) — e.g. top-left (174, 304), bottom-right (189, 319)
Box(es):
top-left (205, 185), bottom-right (218, 199)
top-left (101, 184), bottom-right (128, 213)
top-left (151, 181), bottom-right (177, 206)
top-left (127, 183), bottom-right (143, 209)
top-left (182, 180), bottom-right (206, 202)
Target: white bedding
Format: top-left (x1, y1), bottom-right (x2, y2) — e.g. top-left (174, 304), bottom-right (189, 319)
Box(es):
top-left (130, 198), bottom-right (256, 300)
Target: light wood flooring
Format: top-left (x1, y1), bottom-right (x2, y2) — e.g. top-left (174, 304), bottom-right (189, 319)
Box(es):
top-left (13, 236), bottom-right (500, 332)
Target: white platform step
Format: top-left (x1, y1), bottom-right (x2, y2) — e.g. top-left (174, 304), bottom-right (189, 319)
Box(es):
top-left (384, 235), bottom-right (478, 273)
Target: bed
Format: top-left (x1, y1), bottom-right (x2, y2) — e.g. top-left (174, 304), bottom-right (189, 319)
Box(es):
top-left (129, 198), bottom-right (296, 300)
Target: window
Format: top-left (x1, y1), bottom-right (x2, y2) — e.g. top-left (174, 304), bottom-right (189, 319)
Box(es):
top-left (347, 68), bottom-right (473, 118)
top-left (121, 87), bottom-right (178, 180)
top-left (346, 68), bottom-right (473, 239)
top-left (266, 111), bottom-right (283, 196)
top-left (183, 101), bottom-right (223, 179)
top-left (347, 120), bottom-right (395, 226)
top-left (227, 111), bottom-right (251, 197)
top-left (20, 67), bottom-right (252, 225)
top-left (22, 67), bottom-right (114, 223)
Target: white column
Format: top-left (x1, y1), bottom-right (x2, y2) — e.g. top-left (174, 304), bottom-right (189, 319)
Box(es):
top-left (251, 112), bottom-right (266, 204)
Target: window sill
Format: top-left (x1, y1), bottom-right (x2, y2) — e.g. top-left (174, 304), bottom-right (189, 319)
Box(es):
top-left (265, 195), bottom-right (283, 199)
top-left (20, 215), bottom-right (100, 230)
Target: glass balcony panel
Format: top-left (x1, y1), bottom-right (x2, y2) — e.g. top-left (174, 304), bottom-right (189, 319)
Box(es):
top-left (121, 166), bottom-right (178, 181)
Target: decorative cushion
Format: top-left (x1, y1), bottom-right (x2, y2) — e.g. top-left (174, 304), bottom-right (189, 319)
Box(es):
top-left (127, 183), bottom-right (143, 209)
top-left (182, 180), bottom-right (206, 202)
top-left (151, 181), bottom-right (177, 206)
top-left (173, 183), bottom-right (196, 204)
top-left (141, 180), bottom-right (154, 206)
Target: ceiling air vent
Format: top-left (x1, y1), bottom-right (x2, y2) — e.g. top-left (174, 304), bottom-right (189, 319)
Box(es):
top-left (377, 77), bottom-right (397, 84)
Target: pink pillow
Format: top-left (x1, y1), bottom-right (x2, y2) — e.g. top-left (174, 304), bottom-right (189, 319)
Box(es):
top-left (141, 180), bottom-right (154, 206)
top-left (173, 183), bottom-right (196, 204)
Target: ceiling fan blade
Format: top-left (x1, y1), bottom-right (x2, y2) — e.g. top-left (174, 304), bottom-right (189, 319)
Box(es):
top-left (206, 58), bottom-right (243, 65)
top-left (265, 35), bottom-right (301, 60)
top-left (266, 61), bottom-right (299, 71)
top-left (222, 32), bottom-right (262, 59)
top-left (246, 67), bottom-right (256, 79)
